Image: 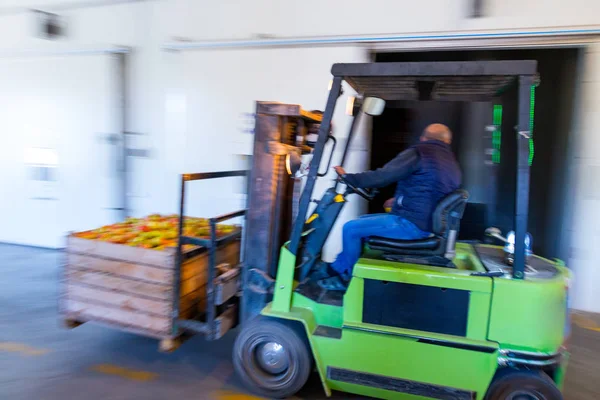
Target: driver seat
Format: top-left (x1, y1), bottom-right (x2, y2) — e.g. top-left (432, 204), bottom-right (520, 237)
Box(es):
top-left (366, 189), bottom-right (469, 266)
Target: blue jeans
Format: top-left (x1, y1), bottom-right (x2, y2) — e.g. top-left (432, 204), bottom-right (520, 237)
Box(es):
top-left (331, 214), bottom-right (430, 275)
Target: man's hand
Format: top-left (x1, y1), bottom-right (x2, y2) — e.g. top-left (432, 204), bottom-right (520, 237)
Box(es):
top-left (384, 197), bottom-right (395, 212)
top-left (334, 166), bottom-right (346, 176)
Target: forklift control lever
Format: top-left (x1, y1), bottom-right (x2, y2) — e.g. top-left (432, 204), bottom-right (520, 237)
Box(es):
top-left (471, 271), bottom-right (505, 277)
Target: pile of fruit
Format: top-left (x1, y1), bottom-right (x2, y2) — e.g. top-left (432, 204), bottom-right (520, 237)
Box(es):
top-left (74, 214), bottom-right (239, 251)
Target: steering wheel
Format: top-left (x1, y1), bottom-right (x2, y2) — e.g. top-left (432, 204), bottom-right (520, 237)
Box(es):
top-left (335, 169), bottom-right (377, 201)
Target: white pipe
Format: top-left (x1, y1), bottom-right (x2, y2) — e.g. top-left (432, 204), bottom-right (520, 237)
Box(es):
top-left (163, 27), bottom-right (600, 51)
top-left (373, 35), bottom-right (595, 52)
top-left (0, 46), bottom-right (130, 57)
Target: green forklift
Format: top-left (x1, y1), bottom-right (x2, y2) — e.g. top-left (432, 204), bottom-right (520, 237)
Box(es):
top-left (229, 60), bottom-right (570, 400)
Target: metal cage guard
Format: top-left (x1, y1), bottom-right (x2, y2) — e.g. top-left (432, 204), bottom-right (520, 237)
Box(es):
top-left (172, 170), bottom-right (248, 339)
top-left (289, 77), bottom-right (342, 256)
top-left (289, 61), bottom-right (536, 279)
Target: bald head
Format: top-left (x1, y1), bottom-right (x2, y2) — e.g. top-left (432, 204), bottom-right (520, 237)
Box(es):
top-left (421, 123), bottom-right (452, 144)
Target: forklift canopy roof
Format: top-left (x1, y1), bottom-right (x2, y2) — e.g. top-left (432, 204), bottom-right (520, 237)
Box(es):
top-left (332, 60), bottom-right (537, 102)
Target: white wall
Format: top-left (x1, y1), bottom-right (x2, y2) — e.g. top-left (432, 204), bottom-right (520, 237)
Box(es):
top-left (1, 0), bottom-right (600, 310)
top-left (567, 43), bottom-right (600, 312)
top-left (172, 46), bottom-right (373, 260)
top-left (166, 0), bottom-right (600, 40)
top-left (157, 46), bottom-right (371, 263)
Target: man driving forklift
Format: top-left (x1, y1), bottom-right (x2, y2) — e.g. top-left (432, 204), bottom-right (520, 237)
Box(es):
top-left (317, 123), bottom-right (462, 290)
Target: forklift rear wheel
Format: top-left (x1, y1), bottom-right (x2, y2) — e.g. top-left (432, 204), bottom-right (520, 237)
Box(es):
top-left (485, 370), bottom-right (563, 400)
top-left (233, 318), bottom-right (311, 399)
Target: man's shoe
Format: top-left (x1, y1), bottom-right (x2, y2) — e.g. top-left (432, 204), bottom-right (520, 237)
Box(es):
top-left (309, 261), bottom-right (336, 281)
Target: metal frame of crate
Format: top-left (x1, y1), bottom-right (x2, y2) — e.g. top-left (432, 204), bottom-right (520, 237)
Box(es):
top-left (172, 170), bottom-right (248, 340)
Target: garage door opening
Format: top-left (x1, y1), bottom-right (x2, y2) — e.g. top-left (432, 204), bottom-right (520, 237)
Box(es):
top-left (370, 48), bottom-right (581, 261)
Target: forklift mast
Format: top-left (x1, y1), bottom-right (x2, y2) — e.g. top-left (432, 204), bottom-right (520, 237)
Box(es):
top-left (241, 102), bottom-right (323, 323)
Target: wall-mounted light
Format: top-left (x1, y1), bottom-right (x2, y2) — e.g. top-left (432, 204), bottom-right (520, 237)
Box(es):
top-left (32, 10), bottom-right (66, 40)
top-left (492, 104), bottom-right (503, 164)
top-left (469, 0), bottom-right (484, 18)
top-left (24, 147), bottom-right (58, 166)
top-left (24, 147), bottom-right (58, 181)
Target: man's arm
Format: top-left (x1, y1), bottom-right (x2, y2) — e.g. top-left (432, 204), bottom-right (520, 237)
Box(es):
top-left (340, 148), bottom-right (420, 189)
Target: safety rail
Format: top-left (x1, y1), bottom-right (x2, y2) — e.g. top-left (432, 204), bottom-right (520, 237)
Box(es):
top-left (172, 170), bottom-right (248, 339)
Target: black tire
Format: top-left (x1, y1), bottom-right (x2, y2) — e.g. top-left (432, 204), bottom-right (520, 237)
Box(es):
top-left (485, 370), bottom-right (563, 400)
top-left (233, 318), bottom-right (312, 399)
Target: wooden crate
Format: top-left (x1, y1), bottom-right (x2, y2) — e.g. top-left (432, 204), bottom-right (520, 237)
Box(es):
top-left (60, 234), bottom-right (241, 342)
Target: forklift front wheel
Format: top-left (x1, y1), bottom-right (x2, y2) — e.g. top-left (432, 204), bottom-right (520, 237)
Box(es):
top-left (485, 370), bottom-right (563, 400)
top-left (233, 318), bottom-right (312, 399)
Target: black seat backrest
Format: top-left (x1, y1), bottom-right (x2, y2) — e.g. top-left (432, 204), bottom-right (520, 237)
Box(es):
top-left (431, 189), bottom-right (470, 237)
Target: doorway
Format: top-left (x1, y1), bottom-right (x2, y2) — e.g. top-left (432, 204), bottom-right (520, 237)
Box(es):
top-left (370, 48), bottom-right (581, 261)
top-left (0, 54), bottom-right (124, 248)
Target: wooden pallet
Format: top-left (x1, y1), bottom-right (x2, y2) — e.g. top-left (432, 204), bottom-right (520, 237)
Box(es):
top-left (60, 233), bottom-right (240, 349)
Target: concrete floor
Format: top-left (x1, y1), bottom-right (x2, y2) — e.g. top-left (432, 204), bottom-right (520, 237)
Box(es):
top-left (0, 243), bottom-right (598, 400)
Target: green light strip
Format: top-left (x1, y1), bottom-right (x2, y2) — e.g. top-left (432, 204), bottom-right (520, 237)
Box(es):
top-left (529, 86), bottom-right (536, 166)
top-left (492, 104), bottom-right (503, 164)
